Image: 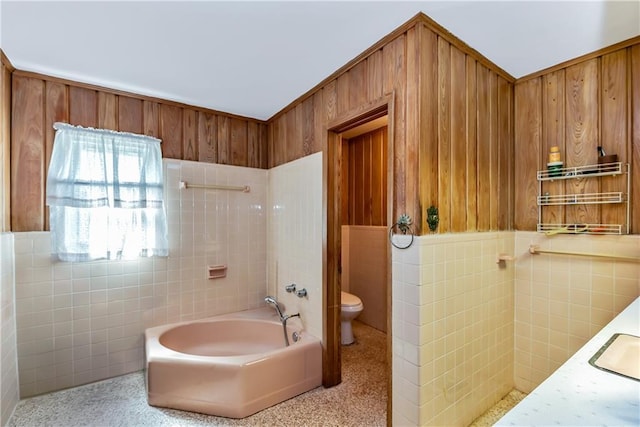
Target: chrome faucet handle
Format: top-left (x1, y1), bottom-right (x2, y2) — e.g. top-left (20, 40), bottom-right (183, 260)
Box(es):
top-left (295, 288), bottom-right (307, 298)
top-left (285, 284), bottom-right (297, 293)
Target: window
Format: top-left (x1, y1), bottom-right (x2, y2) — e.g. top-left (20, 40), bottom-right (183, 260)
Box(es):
top-left (46, 122), bottom-right (168, 261)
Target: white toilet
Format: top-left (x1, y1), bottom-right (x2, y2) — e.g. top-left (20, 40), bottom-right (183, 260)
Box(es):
top-left (341, 291), bottom-right (364, 345)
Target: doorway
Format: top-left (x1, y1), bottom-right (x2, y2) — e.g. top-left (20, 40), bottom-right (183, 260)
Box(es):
top-left (323, 97), bottom-right (394, 423)
top-left (341, 120), bottom-right (389, 333)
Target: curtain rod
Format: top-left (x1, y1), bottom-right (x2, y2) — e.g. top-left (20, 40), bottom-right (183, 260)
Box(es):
top-left (529, 245), bottom-right (639, 262)
top-left (179, 181), bottom-right (250, 193)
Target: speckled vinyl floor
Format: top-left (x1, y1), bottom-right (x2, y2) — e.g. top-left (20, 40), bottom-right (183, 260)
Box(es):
top-left (469, 389), bottom-right (527, 426)
top-left (8, 321), bottom-right (388, 427)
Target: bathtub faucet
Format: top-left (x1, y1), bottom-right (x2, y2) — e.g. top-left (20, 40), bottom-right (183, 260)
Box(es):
top-left (264, 296), bottom-right (300, 347)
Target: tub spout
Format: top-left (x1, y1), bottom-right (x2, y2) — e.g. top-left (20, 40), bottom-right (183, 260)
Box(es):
top-left (283, 313), bottom-right (300, 322)
top-left (282, 313), bottom-right (300, 347)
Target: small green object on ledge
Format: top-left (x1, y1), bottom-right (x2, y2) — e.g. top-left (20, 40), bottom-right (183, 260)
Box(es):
top-left (427, 205), bottom-right (439, 232)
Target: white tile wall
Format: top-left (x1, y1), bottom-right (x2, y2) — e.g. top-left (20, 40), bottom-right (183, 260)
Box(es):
top-left (392, 232), bottom-right (515, 427)
top-left (1, 232), bottom-right (19, 425)
top-left (267, 152), bottom-right (323, 340)
top-left (513, 231), bottom-right (640, 392)
top-left (13, 159), bottom-right (268, 397)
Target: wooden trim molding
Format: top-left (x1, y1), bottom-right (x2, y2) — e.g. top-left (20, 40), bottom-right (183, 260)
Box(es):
top-left (517, 35), bottom-right (640, 83)
top-left (1, 50), bottom-right (16, 72)
top-left (1, 49), bottom-right (14, 231)
top-left (323, 96), bottom-right (394, 421)
top-left (270, 12), bottom-right (515, 122)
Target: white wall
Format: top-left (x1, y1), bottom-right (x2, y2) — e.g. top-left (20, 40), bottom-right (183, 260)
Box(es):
top-left (267, 152), bottom-right (323, 340)
top-left (1, 232), bottom-right (19, 425)
top-left (392, 231), bottom-right (515, 427)
top-left (13, 159), bottom-right (268, 397)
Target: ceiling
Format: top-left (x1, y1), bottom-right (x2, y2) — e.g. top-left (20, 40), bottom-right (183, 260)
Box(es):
top-left (1, 1), bottom-right (639, 121)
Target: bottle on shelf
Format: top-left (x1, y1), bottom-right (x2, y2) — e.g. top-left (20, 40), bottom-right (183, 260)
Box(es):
top-left (547, 146), bottom-right (563, 177)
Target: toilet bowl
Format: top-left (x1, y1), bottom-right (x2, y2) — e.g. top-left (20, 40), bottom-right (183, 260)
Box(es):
top-left (341, 291), bottom-right (364, 345)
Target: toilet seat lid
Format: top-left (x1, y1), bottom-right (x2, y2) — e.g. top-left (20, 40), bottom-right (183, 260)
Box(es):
top-left (341, 291), bottom-right (362, 307)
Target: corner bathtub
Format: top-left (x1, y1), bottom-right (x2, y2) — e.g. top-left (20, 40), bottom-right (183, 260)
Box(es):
top-left (145, 308), bottom-right (322, 418)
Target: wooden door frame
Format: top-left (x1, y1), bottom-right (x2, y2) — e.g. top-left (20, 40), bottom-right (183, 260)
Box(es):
top-left (322, 95), bottom-right (395, 422)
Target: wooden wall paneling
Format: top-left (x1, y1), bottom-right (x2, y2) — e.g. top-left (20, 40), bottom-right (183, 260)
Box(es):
top-left (465, 56), bottom-right (478, 231)
top-left (371, 128), bottom-right (386, 225)
top-left (10, 70), bottom-right (269, 230)
top-left (437, 37), bottom-right (452, 233)
top-left (182, 108), bottom-right (197, 161)
top-left (341, 139), bottom-right (350, 224)
top-left (348, 60), bottom-right (367, 110)
top-left (353, 135), bottom-right (364, 225)
top-left (382, 35), bottom-right (406, 223)
top-left (118, 96), bottom-right (143, 134)
top-left (312, 91), bottom-right (325, 156)
top-left (11, 76), bottom-right (45, 231)
top-left (367, 49), bottom-right (384, 101)
top-left (230, 117), bottom-right (248, 166)
top-left (44, 81), bottom-right (69, 231)
top-left (274, 117), bottom-right (286, 168)
top-left (345, 128), bottom-right (389, 226)
top-left (302, 97), bottom-right (314, 157)
top-left (143, 100), bottom-right (159, 138)
top-left (324, 80), bottom-right (338, 124)
top-left (513, 78), bottom-right (542, 230)
top-left (488, 72), bottom-right (499, 230)
top-left (69, 86), bottom-right (97, 128)
top-left (293, 104), bottom-right (304, 161)
top-left (564, 59), bottom-right (599, 226)
top-left (197, 111), bottom-right (217, 164)
top-left (404, 26), bottom-right (420, 232)
top-left (279, 111), bottom-right (290, 164)
top-left (541, 71), bottom-right (566, 225)
top-left (159, 104), bottom-right (183, 159)
top-left (600, 50), bottom-right (628, 228)
top-left (260, 123), bottom-right (269, 169)
top-left (283, 108), bottom-right (297, 164)
top-left (98, 92), bottom-right (117, 130)
top-left (450, 46), bottom-right (467, 232)
top-left (419, 26), bottom-right (439, 234)
top-left (497, 77), bottom-right (513, 230)
top-left (247, 121), bottom-right (260, 168)
top-left (267, 119), bottom-right (276, 168)
top-left (217, 116), bottom-right (230, 164)
top-left (363, 133), bottom-right (373, 225)
top-left (336, 73), bottom-right (350, 118)
top-left (631, 45), bottom-right (640, 233)
top-left (476, 65), bottom-right (491, 231)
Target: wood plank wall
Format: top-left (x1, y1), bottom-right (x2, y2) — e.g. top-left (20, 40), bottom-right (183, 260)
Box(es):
top-left (342, 126), bottom-right (388, 226)
top-left (514, 38), bottom-right (640, 234)
top-left (10, 71), bottom-right (268, 231)
top-left (268, 15), bottom-right (514, 235)
top-left (0, 51), bottom-right (13, 232)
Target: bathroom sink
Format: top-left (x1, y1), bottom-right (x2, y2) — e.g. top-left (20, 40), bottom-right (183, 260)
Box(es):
top-left (589, 333), bottom-right (640, 381)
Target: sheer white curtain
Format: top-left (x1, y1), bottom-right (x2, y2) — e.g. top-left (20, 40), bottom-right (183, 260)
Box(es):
top-left (46, 122), bottom-right (168, 261)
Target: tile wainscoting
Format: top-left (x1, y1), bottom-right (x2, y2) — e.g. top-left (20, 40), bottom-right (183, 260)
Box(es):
top-left (1, 232), bottom-right (19, 425)
top-left (391, 232), bottom-right (515, 426)
top-left (12, 159), bottom-right (268, 397)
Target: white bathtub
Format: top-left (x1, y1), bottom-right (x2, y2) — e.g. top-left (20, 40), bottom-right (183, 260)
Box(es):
top-left (145, 307), bottom-right (322, 418)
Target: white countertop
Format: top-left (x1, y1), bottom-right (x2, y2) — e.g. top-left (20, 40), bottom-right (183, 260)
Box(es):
top-left (497, 297), bottom-right (640, 426)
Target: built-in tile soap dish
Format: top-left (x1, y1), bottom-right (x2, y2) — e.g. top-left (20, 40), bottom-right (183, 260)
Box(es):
top-left (589, 333), bottom-right (640, 381)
